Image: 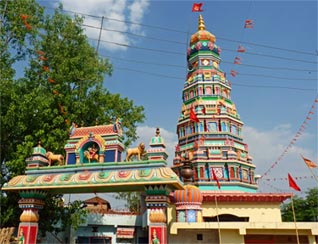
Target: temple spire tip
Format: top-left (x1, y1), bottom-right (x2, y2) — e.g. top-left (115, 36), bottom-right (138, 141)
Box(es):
top-left (198, 14), bottom-right (205, 31)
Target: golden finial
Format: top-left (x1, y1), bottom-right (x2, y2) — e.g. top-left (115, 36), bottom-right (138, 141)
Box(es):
top-left (198, 14), bottom-right (205, 31)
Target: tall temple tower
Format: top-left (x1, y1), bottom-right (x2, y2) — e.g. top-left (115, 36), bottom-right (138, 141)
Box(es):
top-left (172, 15), bottom-right (258, 192)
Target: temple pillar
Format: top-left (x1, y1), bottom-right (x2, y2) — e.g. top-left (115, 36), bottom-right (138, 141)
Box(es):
top-left (145, 185), bottom-right (170, 244)
top-left (18, 190), bottom-right (47, 244)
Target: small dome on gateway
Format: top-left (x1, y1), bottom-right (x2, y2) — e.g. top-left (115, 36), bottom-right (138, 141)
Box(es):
top-left (190, 15), bottom-right (216, 46)
top-left (174, 185), bottom-right (203, 203)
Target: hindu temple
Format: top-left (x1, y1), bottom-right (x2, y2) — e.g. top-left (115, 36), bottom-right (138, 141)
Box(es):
top-left (172, 15), bottom-right (257, 192)
top-left (2, 14), bottom-right (318, 244)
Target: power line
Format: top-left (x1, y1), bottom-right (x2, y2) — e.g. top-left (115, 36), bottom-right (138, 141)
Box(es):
top-left (219, 37), bottom-right (316, 56)
top-left (232, 83), bottom-right (315, 91)
top-left (90, 36), bottom-right (317, 65)
top-left (82, 23), bottom-right (187, 46)
top-left (102, 55), bottom-right (185, 69)
top-left (46, 6), bottom-right (187, 34)
top-left (115, 66), bottom-right (182, 80)
top-left (222, 47), bottom-right (317, 64)
top-left (89, 38), bottom-right (185, 56)
top-left (237, 73), bottom-right (316, 81)
top-left (81, 20), bottom-right (317, 64)
top-left (113, 66), bottom-right (316, 91)
top-left (45, 6), bottom-right (318, 58)
top-left (103, 53), bottom-right (317, 74)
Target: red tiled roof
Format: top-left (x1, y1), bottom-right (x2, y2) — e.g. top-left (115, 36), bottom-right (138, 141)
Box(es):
top-left (70, 125), bottom-right (115, 138)
top-left (201, 191), bottom-right (292, 203)
top-left (84, 196), bottom-right (110, 204)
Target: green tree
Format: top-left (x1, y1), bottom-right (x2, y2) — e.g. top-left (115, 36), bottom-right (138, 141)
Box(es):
top-left (281, 187), bottom-right (318, 222)
top-left (115, 192), bottom-right (141, 213)
top-left (0, 1), bottom-right (145, 235)
top-left (39, 195), bottom-right (88, 237)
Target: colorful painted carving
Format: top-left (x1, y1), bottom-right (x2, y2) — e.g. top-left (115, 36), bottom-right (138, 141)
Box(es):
top-left (126, 142), bottom-right (146, 162)
top-left (83, 143), bottom-right (99, 163)
top-left (45, 151), bottom-right (64, 166)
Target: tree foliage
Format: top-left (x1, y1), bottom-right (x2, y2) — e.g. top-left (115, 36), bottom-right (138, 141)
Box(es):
top-left (281, 187), bottom-right (318, 222)
top-left (39, 195), bottom-right (88, 237)
top-left (0, 0), bottom-right (145, 234)
top-left (115, 192), bottom-right (141, 213)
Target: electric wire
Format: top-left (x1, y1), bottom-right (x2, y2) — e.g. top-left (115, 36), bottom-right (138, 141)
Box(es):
top-left (101, 54), bottom-right (317, 73)
top-left (82, 23), bottom-right (187, 46)
top-left (113, 66), bottom-right (315, 91)
top-left (45, 6), bottom-right (318, 58)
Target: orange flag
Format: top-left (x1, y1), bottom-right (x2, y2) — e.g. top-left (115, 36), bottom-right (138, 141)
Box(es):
top-left (301, 155), bottom-right (317, 168)
top-left (288, 173), bottom-right (301, 191)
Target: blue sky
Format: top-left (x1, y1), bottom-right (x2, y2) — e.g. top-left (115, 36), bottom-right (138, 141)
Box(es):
top-left (39, 0), bottom-right (317, 198)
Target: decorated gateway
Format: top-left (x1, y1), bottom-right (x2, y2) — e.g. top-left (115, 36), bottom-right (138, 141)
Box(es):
top-left (2, 15), bottom-right (318, 244)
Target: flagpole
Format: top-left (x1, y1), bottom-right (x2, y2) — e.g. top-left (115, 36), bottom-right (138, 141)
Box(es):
top-left (291, 195), bottom-right (300, 244)
top-left (214, 194), bottom-right (222, 244)
top-left (307, 167), bottom-right (318, 183)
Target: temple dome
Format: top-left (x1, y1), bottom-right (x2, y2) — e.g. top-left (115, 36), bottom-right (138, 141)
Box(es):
top-left (174, 185), bottom-right (203, 203)
top-left (190, 15), bottom-right (216, 46)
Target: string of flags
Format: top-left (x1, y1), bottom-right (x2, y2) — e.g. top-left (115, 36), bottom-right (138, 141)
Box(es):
top-left (263, 175), bottom-right (316, 182)
top-left (230, 18), bottom-right (253, 77)
top-left (260, 96), bottom-right (318, 179)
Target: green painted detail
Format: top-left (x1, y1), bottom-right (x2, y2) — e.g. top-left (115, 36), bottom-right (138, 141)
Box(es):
top-left (26, 175), bottom-right (38, 183)
top-left (19, 189), bottom-right (47, 199)
top-left (189, 51), bottom-right (220, 60)
top-left (234, 143), bottom-right (245, 150)
top-left (98, 171), bottom-right (111, 179)
top-left (138, 169), bottom-right (151, 178)
top-left (60, 173), bottom-right (72, 181)
top-left (33, 146), bottom-right (46, 155)
top-left (196, 184), bottom-right (257, 193)
top-left (26, 160), bottom-right (167, 172)
top-left (145, 185), bottom-right (170, 195)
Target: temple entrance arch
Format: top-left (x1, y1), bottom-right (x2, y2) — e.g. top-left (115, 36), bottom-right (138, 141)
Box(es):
top-left (3, 125), bottom-right (183, 244)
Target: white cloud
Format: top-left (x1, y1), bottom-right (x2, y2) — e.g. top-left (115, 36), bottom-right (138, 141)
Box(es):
top-left (59, 0), bottom-right (150, 51)
top-left (243, 125), bottom-right (317, 193)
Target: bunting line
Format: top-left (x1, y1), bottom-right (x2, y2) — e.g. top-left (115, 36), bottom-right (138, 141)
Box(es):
top-left (260, 95), bottom-right (318, 180)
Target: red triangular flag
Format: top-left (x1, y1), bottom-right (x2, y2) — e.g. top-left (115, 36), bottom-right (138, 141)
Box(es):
top-left (192, 3), bottom-right (203, 12)
top-left (288, 173), bottom-right (301, 191)
top-left (237, 45), bottom-right (246, 53)
top-left (301, 155), bottom-right (317, 168)
top-left (211, 168), bottom-right (221, 189)
top-left (190, 107), bottom-right (200, 122)
top-left (230, 70), bottom-right (238, 77)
